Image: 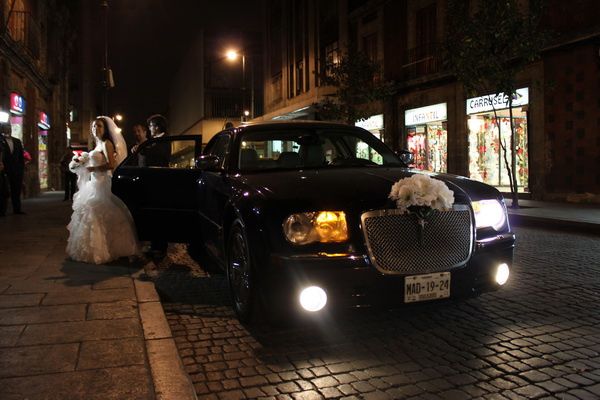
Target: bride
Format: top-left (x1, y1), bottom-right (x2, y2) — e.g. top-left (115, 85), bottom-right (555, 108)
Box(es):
top-left (66, 116), bottom-right (139, 264)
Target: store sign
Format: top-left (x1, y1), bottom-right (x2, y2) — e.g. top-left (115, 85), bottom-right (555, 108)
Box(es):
top-left (405, 103), bottom-right (447, 126)
top-left (355, 114), bottom-right (384, 131)
top-left (466, 87), bottom-right (529, 115)
top-left (38, 112), bottom-right (51, 129)
top-left (10, 92), bottom-right (26, 115)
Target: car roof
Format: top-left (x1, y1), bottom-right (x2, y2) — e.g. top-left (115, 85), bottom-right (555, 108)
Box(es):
top-left (226, 120), bottom-right (364, 137)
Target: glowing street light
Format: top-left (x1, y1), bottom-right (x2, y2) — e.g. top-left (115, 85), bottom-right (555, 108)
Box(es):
top-left (226, 49), bottom-right (239, 61)
top-left (114, 114), bottom-right (123, 122)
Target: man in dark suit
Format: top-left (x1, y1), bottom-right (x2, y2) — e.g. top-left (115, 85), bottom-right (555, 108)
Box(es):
top-left (142, 114), bottom-right (170, 167)
top-left (0, 122), bottom-right (25, 214)
top-left (143, 114), bottom-right (170, 257)
top-left (0, 140), bottom-right (8, 217)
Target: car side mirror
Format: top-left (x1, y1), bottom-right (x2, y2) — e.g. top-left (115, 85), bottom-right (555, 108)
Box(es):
top-left (396, 149), bottom-right (414, 166)
top-left (196, 154), bottom-right (222, 171)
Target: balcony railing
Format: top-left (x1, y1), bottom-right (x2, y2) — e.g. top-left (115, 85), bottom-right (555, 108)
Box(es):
top-left (6, 11), bottom-right (41, 59)
top-left (204, 89), bottom-right (244, 119)
top-left (401, 43), bottom-right (442, 80)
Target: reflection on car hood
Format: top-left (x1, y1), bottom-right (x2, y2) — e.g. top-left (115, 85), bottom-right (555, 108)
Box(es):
top-left (238, 168), bottom-right (500, 208)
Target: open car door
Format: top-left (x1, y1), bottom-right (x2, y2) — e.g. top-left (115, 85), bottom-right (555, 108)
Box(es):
top-left (112, 135), bottom-right (202, 243)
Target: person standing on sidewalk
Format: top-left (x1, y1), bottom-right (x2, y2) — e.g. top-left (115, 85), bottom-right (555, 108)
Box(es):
top-left (130, 123), bottom-right (149, 166)
top-left (66, 116), bottom-right (139, 264)
top-left (0, 142), bottom-right (8, 217)
top-left (60, 147), bottom-right (77, 201)
top-left (0, 122), bottom-right (25, 214)
top-left (140, 114), bottom-right (170, 257)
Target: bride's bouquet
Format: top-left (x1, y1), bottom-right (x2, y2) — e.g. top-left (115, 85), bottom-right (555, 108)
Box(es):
top-left (68, 152), bottom-right (90, 173)
top-left (69, 152), bottom-right (91, 190)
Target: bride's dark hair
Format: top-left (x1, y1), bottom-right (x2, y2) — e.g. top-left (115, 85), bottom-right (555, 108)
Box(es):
top-left (94, 117), bottom-right (115, 146)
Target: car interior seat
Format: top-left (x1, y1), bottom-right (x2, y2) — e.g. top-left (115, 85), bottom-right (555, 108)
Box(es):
top-left (240, 148), bottom-right (258, 169)
top-left (278, 151), bottom-right (301, 168)
top-left (303, 144), bottom-right (326, 167)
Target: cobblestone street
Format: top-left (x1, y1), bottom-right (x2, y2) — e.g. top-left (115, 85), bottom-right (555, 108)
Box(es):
top-left (151, 227), bottom-right (600, 400)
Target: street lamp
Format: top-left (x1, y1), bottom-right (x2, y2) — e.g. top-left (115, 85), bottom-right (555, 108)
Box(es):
top-left (225, 49), bottom-right (254, 120)
top-left (114, 114), bottom-right (123, 122)
top-left (100, 1), bottom-right (114, 115)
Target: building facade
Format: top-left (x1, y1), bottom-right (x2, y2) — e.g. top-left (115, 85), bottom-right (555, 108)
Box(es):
top-left (261, 0), bottom-right (600, 202)
top-left (168, 29), bottom-right (264, 145)
top-left (1, 0), bottom-right (73, 197)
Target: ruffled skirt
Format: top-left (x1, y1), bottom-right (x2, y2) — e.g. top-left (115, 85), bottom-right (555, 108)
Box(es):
top-left (67, 174), bottom-right (139, 264)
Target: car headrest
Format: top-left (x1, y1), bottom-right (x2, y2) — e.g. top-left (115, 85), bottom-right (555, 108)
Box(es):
top-left (303, 144), bottom-right (325, 167)
top-left (240, 148), bottom-right (258, 168)
top-left (278, 151), bottom-right (300, 168)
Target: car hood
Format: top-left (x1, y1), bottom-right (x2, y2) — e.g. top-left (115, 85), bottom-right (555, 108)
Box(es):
top-left (237, 167), bottom-right (501, 210)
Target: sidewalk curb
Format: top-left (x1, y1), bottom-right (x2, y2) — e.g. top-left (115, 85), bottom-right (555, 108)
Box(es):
top-left (509, 214), bottom-right (600, 235)
top-left (133, 273), bottom-right (197, 400)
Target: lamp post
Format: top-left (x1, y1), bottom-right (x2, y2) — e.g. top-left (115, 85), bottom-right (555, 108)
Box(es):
top-left (100, 0), bottom-right (114, 115)
top-left (226, 49), bottom-right (254, 120)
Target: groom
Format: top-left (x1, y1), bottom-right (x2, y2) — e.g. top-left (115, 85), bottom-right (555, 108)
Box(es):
top-left (145, 114), bottom-right (169, 257)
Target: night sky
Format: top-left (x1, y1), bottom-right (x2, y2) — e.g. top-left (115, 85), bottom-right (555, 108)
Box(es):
top-left (105, 0), bottom-right (261, 138)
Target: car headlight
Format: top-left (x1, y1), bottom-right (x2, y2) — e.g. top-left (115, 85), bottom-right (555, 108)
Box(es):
top-left (283, 211), bottom-right (348, 245)
top-left (472, 199), bottom-right (507, 230)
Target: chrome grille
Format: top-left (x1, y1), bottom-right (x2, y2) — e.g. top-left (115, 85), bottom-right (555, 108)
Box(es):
top-left (361, 205), bottom-right (473, 275)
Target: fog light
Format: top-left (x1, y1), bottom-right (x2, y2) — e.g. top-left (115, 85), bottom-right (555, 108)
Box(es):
top-left (495, 263), bottom-right (510, 285)
top-left (299, 286), bottom-right (327, 312)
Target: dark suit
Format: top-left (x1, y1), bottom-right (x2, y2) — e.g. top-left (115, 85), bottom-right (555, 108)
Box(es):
top-left (0, 145), bottom-right (8, 216)
top-left (139, 135), bottom-right (170, 254)
top-left (139, 138), bottom-right (170, 167)
top-left (1, 135), bottom-right (25, 213)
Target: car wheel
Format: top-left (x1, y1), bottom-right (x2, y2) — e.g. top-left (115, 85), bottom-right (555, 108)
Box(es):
top-left (227, 220), bottom-right (258, 322)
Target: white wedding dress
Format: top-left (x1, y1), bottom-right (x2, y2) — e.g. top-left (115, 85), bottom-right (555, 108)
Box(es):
top-left (66, 146), bottom-right (139, 264)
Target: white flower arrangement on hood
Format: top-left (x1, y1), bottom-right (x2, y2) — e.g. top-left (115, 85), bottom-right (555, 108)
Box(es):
top-left (389, 174), bottom-right (455, 214)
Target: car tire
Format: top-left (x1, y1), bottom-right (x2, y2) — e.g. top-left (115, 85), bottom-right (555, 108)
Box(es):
top-left (226, 220), bottom-right (260, 323)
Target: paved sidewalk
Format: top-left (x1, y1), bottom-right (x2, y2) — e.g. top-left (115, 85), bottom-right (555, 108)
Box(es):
top-left (0, 192), bottom-right (196, 400)
top-left (507, 199), bottom-right (600, 234)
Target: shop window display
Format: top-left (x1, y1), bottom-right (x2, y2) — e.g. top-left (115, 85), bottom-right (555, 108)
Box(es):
top-left (10, 115), bottom-right (24, 141)
top-left (406, 123), bottom-right (447, 173)
top-left (38, 131), bottom-right (48, 189)
top-left (468, 112), bottom-right (529, 192)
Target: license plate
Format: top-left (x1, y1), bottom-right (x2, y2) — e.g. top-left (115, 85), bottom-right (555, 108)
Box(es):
top-left (404, 272), bottom-right (451, 303)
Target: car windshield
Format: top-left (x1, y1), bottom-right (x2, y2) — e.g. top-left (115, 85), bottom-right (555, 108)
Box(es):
top-left (237, 128), bottom-right (404, 172)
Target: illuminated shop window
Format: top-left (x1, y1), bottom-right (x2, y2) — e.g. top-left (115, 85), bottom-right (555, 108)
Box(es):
top-left (407, 123), bottom-right (447, 173)
top-left (468, 112), bottom-right (529, 192)
top-left (404, 103), bottom-right (447, 173)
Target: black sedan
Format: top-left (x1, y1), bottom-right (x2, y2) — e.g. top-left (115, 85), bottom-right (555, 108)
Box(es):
top-left (113, 121), bottom-right (515, 322)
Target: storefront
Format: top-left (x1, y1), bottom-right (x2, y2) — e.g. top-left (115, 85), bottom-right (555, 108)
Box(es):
top-left (38, 112), bottom-right (51, 190)
top-left (466, 88), bottom-right (529, 192)
top-left (404, 103), bottom-right (447, 172)
top-left (9, 92), bottom-right (25, 141)
top-left (355, 114), bottom-right (384, 164)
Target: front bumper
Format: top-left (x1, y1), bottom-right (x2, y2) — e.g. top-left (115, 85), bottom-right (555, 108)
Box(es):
top-left (264, 233), bottom-right (515, 313)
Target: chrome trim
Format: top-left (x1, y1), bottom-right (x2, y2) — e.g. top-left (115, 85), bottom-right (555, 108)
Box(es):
top-left (360, 205), bottom-right (474, 275)
top-left (476, 232), bottom-right (516, 249)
